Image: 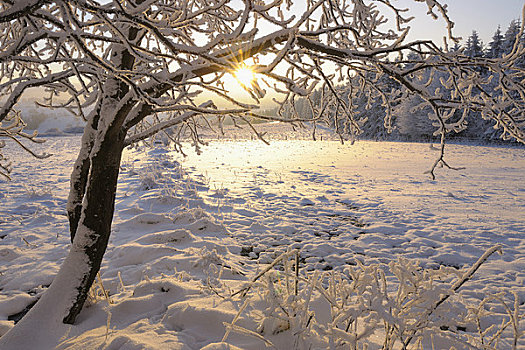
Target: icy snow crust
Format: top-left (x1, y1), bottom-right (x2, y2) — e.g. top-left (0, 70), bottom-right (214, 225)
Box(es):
top-left (0, 126), bottom-right (524, 349)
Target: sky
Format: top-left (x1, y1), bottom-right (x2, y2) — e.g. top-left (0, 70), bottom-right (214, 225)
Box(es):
top-left (398, 0), bottom-right (524, 45)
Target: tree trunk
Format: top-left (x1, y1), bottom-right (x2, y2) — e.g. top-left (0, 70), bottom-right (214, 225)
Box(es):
top-left (62, 127), bottom-right (125, 323)
top-left (60, 83), bottom-right (140, 321)
top-left (67, 23), bottom-right (141, 243)
top-left (66, 101), bottom-right (102, 242)
top-left (61, 24), bottom-right (143, 321)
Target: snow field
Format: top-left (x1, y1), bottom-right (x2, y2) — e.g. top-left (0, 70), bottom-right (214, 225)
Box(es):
top-left (0, 129), bottom-right (524, 349)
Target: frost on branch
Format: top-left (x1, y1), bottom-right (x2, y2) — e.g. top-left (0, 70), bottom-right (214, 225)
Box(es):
top-left (0, 110), bottom-right (48, 180)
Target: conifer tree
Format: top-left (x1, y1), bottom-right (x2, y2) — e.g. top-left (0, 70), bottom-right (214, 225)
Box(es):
top-left (464, 30), bottom-right (484, 57)
top-left (502, 20), bottom-right (522, 55)
top-left (488, 26), bottom-right (504, 58)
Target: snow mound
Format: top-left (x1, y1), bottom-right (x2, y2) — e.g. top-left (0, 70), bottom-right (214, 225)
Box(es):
top-left (124, 213), bottom-right (173, 226)
top-left (135, 229), bottom-right (195, 245)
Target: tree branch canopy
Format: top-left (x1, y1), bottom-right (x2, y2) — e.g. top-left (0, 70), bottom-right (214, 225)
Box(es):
top-left (0, 0), bottom-right (522, 180)
top-left (1, 0), bottom-right (524, 155)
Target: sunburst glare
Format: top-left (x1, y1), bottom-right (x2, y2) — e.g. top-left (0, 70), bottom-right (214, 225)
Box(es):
top-left (234, 65), bottom-right (255, 87)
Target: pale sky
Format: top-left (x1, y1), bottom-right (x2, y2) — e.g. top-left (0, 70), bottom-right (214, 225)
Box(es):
top-left (398, 0), bottom-right (524, 45)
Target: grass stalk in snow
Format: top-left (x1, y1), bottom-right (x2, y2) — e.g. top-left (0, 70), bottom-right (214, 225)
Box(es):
top-left (117, 271), bottom-right (126, 293)
top-left (97, 273), bottom-right (113, 305)
top-left (222, 322), bottom-right (278, 349)
top-left (87, 273), bottom-right (113, 306)
top-left (232, 249), bottom-right (300, 298)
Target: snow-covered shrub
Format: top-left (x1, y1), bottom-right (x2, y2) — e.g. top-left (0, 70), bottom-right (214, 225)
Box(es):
top-left (135, 156), bottom-right (184, 192)
top-left (138, 168), bottom-right (162, 191)
top-left (221, 247), bottom-right (522, 349)
top-left (23, 185), bottom-right (53, 198)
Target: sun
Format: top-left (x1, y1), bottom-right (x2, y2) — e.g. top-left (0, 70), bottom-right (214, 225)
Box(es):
top-left (234, 65), bottom-right (255, 87)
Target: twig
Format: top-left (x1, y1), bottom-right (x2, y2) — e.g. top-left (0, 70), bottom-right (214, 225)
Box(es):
top-left (232, 249), bottom-right (299, 297)
top-left (295, 250), bottom-right (299, 296)
top-left (402, 245), bottom-right (503, 349)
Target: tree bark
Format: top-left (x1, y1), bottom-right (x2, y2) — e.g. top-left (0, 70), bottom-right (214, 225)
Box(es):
top-left (61, 21), bottom-right (146, 321)
top-left (66, 102), bottom-right (102, 242)
top-left (62, 105), bottom-right (128, 324)
top-left (67, 23), bottom-right (141, 242)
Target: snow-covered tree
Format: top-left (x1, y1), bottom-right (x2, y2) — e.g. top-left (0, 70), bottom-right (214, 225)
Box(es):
top-left (394, 94), bottom-right (435, 140)
top-left (464, 30), bottom-right (484, 58)
top-left (503, 19), bottom-right (522, 54)
top-left (1, 0), bottom-right (525, 338)
top-left (503, 19), bottom-right (525, 68)
top-left (487, 26), bottom-right (504, 58)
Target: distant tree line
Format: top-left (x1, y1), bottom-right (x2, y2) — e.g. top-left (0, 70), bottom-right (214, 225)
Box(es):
top-left (282, 20), bottom-right (525, 144)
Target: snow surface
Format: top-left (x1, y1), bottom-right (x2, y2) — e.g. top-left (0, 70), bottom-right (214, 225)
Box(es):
top-left (0, 124), bottom-right (524, 349)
